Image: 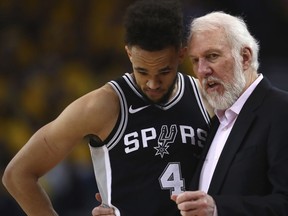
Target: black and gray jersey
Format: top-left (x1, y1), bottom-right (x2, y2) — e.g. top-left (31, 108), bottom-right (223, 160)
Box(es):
top-left (89, 72), bottom-right (210, 216)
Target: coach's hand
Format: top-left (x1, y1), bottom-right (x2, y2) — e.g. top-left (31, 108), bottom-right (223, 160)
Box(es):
top-left (171, 191), bottom-right (215, 216)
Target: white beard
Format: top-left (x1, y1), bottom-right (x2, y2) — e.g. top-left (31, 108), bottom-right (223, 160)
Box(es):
top-left (202, 59), bottom-right (246, 110)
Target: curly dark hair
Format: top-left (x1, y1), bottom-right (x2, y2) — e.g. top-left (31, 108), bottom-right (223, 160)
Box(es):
top-left (123, 0), bottom-right (184, 51)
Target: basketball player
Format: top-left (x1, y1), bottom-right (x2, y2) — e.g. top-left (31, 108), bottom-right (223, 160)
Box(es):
top-left (2, 1), bottom-right (212, 215)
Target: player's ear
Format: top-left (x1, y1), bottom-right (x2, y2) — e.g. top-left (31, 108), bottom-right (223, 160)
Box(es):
top-left (178, 46), bottom-right (187, 64)
top-left (125, 45), bottom-right (132, 62)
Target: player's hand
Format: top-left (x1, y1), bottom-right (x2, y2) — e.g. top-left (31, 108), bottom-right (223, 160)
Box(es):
top-left (91, 193), bottom-right (115, 216)
top-left (171, 191), bottom-right (215, 216)
top-left (91, 205), bottom-right (115, 216)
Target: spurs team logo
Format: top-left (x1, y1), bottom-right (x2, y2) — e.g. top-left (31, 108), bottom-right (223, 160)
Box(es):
top-left (154, 125), bottom-right (177, 158)
top-left (123, 124), bottom-right (207, 155)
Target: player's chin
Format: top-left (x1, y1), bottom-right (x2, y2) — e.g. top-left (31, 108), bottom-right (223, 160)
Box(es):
top-left (147, 90), bottom-right (165, 100)
top-left (147, 95), bottom-right (164, 103)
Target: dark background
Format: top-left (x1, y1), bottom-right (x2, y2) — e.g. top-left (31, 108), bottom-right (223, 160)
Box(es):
top-left (1, 0), bottom-right (287, 215)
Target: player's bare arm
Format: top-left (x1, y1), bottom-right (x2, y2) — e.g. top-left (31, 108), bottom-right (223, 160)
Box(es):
top-left (2, 84), bottom-right (120, 216)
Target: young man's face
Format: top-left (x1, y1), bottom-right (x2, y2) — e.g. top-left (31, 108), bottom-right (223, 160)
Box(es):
top-left (126, 45), bottom-right (186, 103)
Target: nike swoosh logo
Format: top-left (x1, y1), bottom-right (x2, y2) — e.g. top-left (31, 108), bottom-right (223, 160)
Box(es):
top-left (129, 105), bottom-right (150, 114)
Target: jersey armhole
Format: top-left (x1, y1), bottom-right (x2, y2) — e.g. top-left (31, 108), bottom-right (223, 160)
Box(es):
top-left (88, 111), bottom-right (122, 147)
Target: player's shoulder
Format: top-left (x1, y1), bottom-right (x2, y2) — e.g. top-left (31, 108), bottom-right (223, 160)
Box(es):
top-left (180, 74), bottom-right (214, 118)
top-left (58, 84), bottom-right (119, 121)
top-left (90, 83), bottom-right (118, 99)
top-left (79, 84), bottom-right (119, 113)
top-left (60, 84), bottom-right (120, 132)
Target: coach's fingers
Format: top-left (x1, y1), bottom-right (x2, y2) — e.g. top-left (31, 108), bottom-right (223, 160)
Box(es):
top-left (171, 194), bottom-right (178, 202)
top-left (175, 191), bottom-right (205, 204)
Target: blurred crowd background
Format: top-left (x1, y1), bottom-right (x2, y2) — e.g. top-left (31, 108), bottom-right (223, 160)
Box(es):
top-left (1, 0), bottom-right (287, 215)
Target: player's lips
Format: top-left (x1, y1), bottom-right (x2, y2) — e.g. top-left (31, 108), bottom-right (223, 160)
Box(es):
top-left (145, 89), bottom-right (163, 99)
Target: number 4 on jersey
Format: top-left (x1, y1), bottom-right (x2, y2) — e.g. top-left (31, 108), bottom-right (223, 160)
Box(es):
top-left (159, 162), bottom-right (185, 195)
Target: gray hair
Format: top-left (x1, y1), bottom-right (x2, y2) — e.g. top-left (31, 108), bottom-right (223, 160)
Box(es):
top-left (188, 11), bottom-right (260, 70)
